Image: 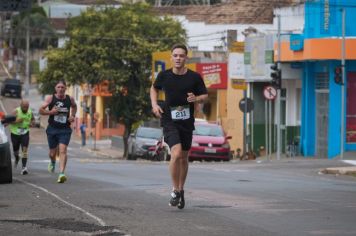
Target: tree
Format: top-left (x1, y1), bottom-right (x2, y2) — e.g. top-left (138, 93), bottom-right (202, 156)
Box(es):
top-left (38, 3), bottom-right (186, 158)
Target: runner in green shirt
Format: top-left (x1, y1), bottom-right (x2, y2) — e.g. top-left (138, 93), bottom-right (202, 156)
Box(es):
top-left (9, 100), bottom-right (34, 175)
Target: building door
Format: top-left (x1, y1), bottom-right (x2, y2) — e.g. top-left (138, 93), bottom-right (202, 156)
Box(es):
top-left (346, 72), bottom-right (356, 143)
top-left (316, 90), bottom-right (329, 158)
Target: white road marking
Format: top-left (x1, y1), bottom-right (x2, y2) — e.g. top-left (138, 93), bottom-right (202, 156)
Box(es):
top-left (14, 177), bottom-right (106, 226)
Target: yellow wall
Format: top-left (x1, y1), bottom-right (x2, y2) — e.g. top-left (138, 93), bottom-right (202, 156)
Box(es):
top-left (225, 52), bottom-right (244, 152)
top-left (226, 82), bottom-right (244, 152)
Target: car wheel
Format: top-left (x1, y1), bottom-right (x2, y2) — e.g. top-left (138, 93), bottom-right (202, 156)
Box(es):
top-left (127, 148), bottom-right (137, 160)
top-left (0, 145), bottom-right (12, 184)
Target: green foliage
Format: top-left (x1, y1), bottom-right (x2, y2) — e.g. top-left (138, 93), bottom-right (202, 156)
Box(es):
top-left (30, 60), bottom-right (39, 75)
top-left (39, 3), bottom-right (186, 141)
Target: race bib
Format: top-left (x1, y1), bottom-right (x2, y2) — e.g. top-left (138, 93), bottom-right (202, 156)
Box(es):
top-left (54, 114), bottom-right (67, 124)
top-left (17, 128), bottom-right (26, 135)
top-left (170, 105), bottom-right (190, 120)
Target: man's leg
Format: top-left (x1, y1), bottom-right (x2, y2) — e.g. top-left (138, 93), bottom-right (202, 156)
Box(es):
top-left (20, 146), bottom-right (29, 175)
top-left (169, 143), bottom-right (185, 206)
top-left (11, 133), bottom-right (20, 168)
top-left (178, 151), bottom-right (189, 191)
top-left (57, 129), bottom-right (71, 183)
top-left (20, 133), bottom-right (30, 175)
top-left (169, 143), bottom-right (183, 191)
top-left (46, 127), bottom-right (58, 173)
top-left (58, 143), bottom-right (68, 174)
top-left (48, 147), bottom-right (57, 173)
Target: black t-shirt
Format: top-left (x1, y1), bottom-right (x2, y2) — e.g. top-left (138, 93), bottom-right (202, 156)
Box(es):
top-left (153, 68), bottom-right (207, 131)
top-left (48, 94), bottom-right (72, 129)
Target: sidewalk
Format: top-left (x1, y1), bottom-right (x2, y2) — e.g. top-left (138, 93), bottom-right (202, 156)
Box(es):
top-left (254, 151), bottom-right (356, 176)
top-left (74, 137), bottom-right (124, 159)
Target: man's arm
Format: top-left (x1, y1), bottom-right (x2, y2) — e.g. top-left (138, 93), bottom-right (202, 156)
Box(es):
top-left (150, 85), bottom-right (163, 118)
top-left (39, 95), bottom-right (55, 116)
top-left (196, 94), bottom-right (208, 104)
top-left (70, 96), bottom-right (77, 117)
top-left (11, 109), bottom-right (21, 124)
top-left (68, 96), bottom-right (77, 123)
top-left (187, 93), bottom-right (208, 104)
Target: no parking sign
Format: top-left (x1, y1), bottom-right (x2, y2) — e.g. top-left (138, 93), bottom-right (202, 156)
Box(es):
top-left (263, 86), bottom-right (277, 100)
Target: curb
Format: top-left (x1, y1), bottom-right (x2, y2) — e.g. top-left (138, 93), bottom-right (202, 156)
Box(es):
top-left (321, 167), bottom-right (356, 175)
top-left (84, 147), bottom-right (124, 159)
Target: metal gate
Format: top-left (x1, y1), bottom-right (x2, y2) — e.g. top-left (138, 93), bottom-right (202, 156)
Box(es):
top-left (315, 71), bottom-right (329, 158)
top-left (316, 91), bottom-right (329, 158)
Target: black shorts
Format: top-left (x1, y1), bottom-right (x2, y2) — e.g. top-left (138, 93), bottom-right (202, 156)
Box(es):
top-left (163, 123), bottom-right (193, 151)
top-left (11, 132), bottom-right (30, 151)
top-left (46, 125), bottom-right (72, 149)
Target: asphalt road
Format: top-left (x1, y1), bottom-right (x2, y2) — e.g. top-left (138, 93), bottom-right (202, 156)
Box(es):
top-left (1, 137), bottom-right (356, 236)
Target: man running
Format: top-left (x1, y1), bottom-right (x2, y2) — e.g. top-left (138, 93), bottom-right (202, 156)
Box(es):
top-left (150, 43), bottom-right (208, 209)
top-left (39, 80), bottom-right (77, 183)
top-left (9, 99), bottom-right (34, 175)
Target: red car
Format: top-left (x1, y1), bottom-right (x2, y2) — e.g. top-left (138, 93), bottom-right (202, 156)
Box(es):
top-left (189, 122), bottom-right (232, 161)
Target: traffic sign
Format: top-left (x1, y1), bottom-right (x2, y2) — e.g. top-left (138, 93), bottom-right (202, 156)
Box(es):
top-left (239, 98), bottom-right (254, 113)
top-left (263, 86), bottom-right (277, 100)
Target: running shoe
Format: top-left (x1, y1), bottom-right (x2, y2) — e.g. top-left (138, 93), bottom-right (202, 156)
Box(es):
top-left (57, 173), bottom-right (67, 183)
top-left (21, 167), bottom-right (28, 175)
top-left (169, 190), bottom-right (181, 207)
top-left (177, 190), bottom-right (185, 209)
top-left (48, 162), bottom-right (55, 173)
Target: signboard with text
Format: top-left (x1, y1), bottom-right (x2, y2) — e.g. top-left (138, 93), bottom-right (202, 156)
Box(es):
top-left (196, 63), bottom-right (227, 89)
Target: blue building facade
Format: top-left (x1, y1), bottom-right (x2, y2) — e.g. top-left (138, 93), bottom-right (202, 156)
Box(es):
top-left (281, 0), bottom-right (356, 158)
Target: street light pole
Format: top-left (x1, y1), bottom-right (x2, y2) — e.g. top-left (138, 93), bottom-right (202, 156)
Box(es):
top-left (25, 18), bottom-right (30, 96)
top-left (276, 14), bottom-right (281, 160)
top-left (340, 8), bottom-right (346, 160)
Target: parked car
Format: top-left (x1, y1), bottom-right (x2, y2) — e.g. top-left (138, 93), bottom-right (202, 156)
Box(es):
top-left (128, 126), bottom-right (163, 160)
top-left (1, 78), bottom-right (22, 98)
top-left (0, 114), bottom-right (17, 184)
top-left (189, 122), bottom-right (232, 162)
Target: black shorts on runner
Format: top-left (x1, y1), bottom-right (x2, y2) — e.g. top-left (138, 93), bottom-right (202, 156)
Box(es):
top-left (163, 123), bottom-right (193, 151)
top-left (11, 132), bottom-right (30, 151)
top-left (46, 125), bottom-right (72, 149)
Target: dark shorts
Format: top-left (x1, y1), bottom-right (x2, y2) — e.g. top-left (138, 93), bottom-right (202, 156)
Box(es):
top-left (163, 123), bottom-right (193, 151)
top-left (46, 125), bottom-right (72, 149)
top-left (11, 132), bottom-right (30, 151)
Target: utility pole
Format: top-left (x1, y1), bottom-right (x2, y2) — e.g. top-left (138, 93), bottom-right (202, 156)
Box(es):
top-left (276, 14), bottom-right (281, 160)
top-left (25, 17), bottom-right (30, 96)
top-left (340, 8), bottom-right (346, 160)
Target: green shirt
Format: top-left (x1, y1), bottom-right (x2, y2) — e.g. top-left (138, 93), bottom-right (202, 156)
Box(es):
top-left (9, 107), bottom-right (32, 135)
